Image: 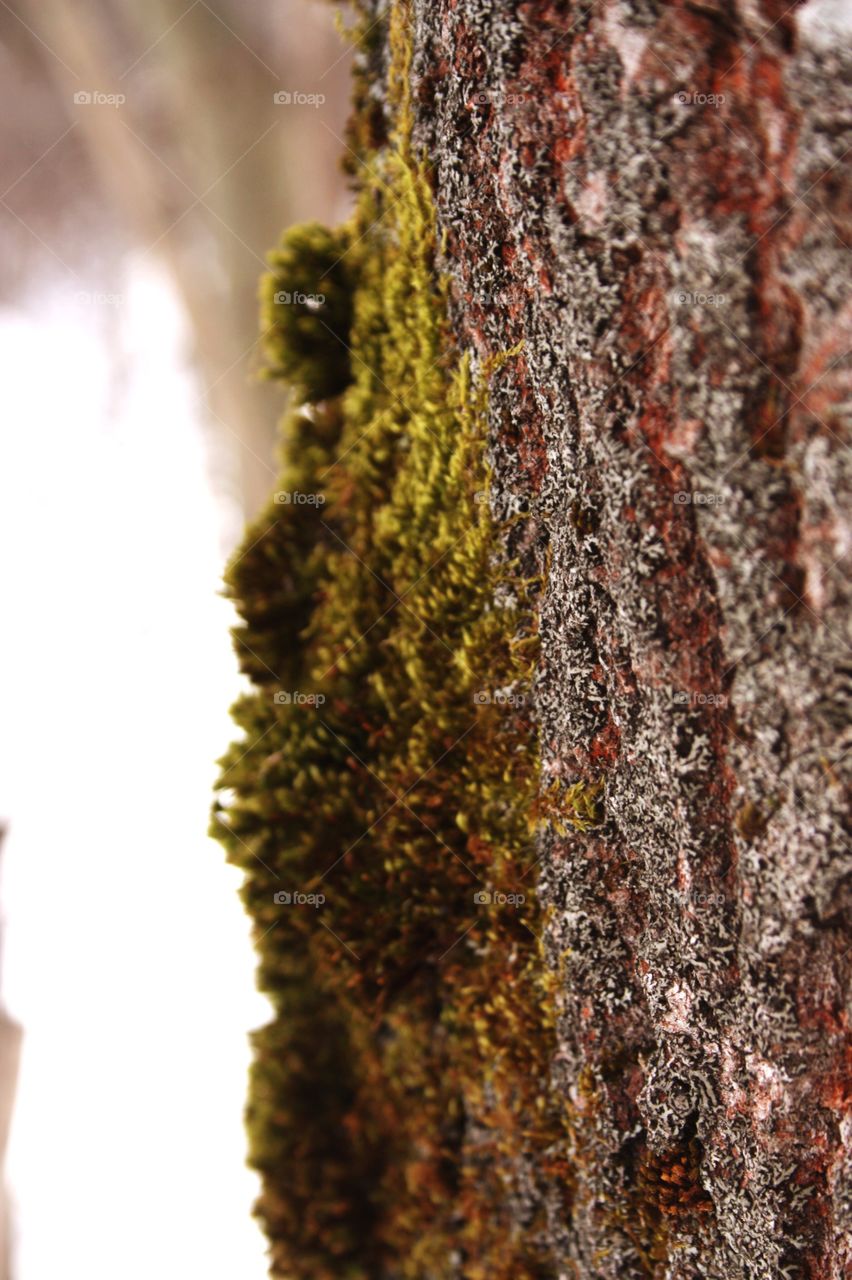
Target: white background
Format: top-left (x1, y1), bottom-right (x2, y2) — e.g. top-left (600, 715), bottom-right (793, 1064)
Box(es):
top-left (0, 263), bottom-right (271, 1279)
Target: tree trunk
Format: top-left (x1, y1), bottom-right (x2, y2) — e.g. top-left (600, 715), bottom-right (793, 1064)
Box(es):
top-left (218, 3), bottom-right (850, 1276)
top-left (404, 2), bottom-right (850, 1277)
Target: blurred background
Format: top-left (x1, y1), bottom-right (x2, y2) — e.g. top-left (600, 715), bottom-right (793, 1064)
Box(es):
top-left (0, 1), bottom-right (353, 1275)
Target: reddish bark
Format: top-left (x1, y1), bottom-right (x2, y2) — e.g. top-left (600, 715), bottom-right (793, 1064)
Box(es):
top-left (400, 0), bottom-right (852, 1274)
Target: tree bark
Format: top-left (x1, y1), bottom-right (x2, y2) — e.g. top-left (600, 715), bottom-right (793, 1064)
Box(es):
top-left (396, 2), bottom-right (851, 1276)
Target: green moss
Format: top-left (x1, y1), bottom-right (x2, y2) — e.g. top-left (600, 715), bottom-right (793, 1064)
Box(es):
top-left (213, 5), bottom-right (578, 1276)
top-left (539, 777), bottom-right (606, 833)
top-left (261, 222), bottom-right (356, 401)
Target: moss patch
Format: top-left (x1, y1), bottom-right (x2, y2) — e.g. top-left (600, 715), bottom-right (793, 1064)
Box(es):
top-left (261, 222), bottom-right (355, 401)
top-left (212, 5), bottom-right (575, 1277)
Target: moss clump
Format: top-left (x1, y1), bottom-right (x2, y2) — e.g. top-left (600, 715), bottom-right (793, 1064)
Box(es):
top-left (261, 221), bottom-right (355, 400)
top-left (734, 797), bottom-right (772, 842)
top-left (213, 5), bottom-right (575, 1277)
top-left (625, 1126), bottom-right (715, 1275)
top-left (539, 776), bottom-right (606, 833)
top-left (573, 1073), bottom-right (715, 1279)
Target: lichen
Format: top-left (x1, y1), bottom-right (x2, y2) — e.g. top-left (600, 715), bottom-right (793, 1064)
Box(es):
top-left (404, 1), bottom-right (852, 1276)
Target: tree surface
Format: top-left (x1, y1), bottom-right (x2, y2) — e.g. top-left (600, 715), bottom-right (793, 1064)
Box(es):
top-left (411, 3), bottom-right (851, 1275)
top-left (217, 3), bottom-right (851, 1277)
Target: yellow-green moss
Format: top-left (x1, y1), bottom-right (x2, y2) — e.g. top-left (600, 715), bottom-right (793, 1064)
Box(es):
top-left (213, 5), bottom-right (579, 1276)
top-left (540, 777), bottom-right (606, 834)
top-left (261, 222), bottom-right (355, 401)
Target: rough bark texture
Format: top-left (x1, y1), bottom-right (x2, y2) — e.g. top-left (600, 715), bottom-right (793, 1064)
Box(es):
top-left (388, 2), bottom-right (851, 1276)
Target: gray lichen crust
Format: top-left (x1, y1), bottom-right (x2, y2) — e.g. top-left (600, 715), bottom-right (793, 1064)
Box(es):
top-left (403, 1), bottom-right (852, 1276)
